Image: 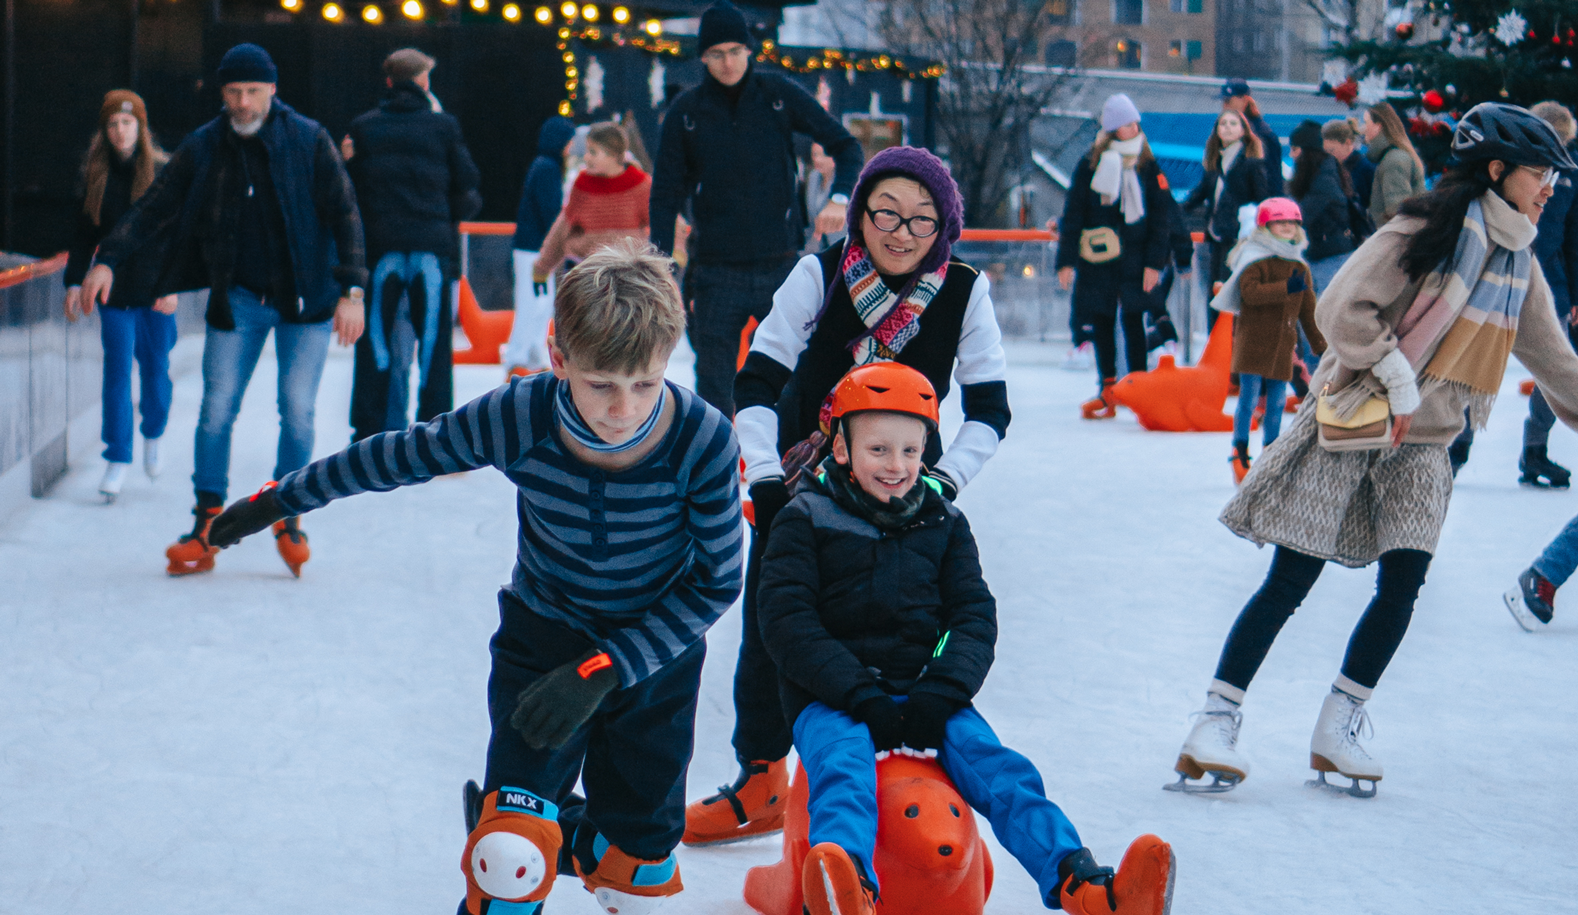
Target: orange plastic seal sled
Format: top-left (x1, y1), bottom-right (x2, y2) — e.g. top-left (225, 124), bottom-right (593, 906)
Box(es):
top-left (1107, 315), bottom-right (1237, 432)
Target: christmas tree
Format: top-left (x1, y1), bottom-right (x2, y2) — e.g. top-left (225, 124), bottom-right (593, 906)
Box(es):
top-left (1324, 0), bottom-right (1578, 171)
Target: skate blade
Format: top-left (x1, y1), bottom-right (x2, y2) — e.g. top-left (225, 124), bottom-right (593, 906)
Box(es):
top-left (166, 558), bottom-right (215, 576)
top-left (680, 823), bottom-right (785, 848)
top-left (1164, 771), bottom-right (1241, 794)
top-left (462, 779), bottom-right (483, 834)
top-left (1503, 588), bottom-right (1546, 632)
top-left (1305, 771), bottom-right (1378, 799)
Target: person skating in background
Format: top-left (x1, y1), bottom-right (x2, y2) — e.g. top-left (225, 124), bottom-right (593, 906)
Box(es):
top-left (1220, 78), bottom-right (1284, 197)
top-left (757, 362), bottom-right (1173, 915)
top-left (505, 115), bottom-right (576, 378)
top-left (1322, 117), bottom-right (1376, 221)
top-left (63, 89), bottom-right (179, 502)
top-left (532, 121), bottom-right (650, 282)
top-left (1057, 93), bottom-right (1173, 419)
top-left (683, 146), bottom-right (1009, 847)
top-left (344, 48), bottom-right (481, 443)
top-left (801, 141), bottom-right (846, 253)
top-left (1362, 102), bottom-right (1427, 228)
top-left (78, 43), bottom-right (366, 578)
top-left (204, 243), bottom-right (742, 915)
top-left (1138, 192), bottom-right (1194, 356)
top-left (1288, 120), bottom-right (1358, 295)
top-left (1172, 104), bottom-right (1578, 798)
top-left (1209, 198), bottom-right (1324, 484)
top-left (1182, 107), bottom-right (1269, 294)
top-left (649, 0), bottom-right (863, 417)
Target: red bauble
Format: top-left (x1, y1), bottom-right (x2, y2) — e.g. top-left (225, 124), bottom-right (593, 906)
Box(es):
top-left (1395, 21), bottom-right (1415, 39)
top-left (1422, 89), bottom-right (1445, 113)
top-left (1334, 78), bottom-right (1359, 106)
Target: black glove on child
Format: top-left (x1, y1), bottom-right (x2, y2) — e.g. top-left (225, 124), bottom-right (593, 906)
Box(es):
top-left (511, 649), bottom-right (620, 749)
top-left (851, 695), bottom-right (905, 753)
top-left (1286, 270), bottom-right (1307, 295)
top-left (901, 692), bottom-right (963, 754)
top-left (208, 484), bottom-right (290, 548)
top-left (749, 477), bottom-right (792, 537)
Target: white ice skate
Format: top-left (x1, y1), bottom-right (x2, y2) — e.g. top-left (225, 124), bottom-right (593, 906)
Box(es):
top-left (143, 436), bottom-right (162, 480)
top-left (1167, 696), bottom-right (1249, 794)
top-left (99, 462), bottom-right (129, 503)
top-left (1307, 688), bottom-right (1382, 798)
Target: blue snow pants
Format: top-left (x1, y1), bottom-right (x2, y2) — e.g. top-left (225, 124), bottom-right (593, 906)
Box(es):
top-left (792, 699), bottom-right (1083, 907)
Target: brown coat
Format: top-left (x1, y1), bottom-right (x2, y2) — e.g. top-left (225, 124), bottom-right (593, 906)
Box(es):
top-left (1230, 257), bottom-right (1325, 381)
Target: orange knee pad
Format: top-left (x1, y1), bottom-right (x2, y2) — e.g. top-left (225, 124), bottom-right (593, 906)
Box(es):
top-left (574, 835), bottom-right (683, 915)
top-left (462, 788), bottom-right (563, 915)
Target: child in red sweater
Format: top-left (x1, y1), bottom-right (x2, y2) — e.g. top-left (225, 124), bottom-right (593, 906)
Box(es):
top-left (534, 122), bottom-right (651, 284)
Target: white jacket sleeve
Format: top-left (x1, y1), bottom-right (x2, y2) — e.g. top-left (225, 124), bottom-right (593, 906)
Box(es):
top-left (934, 271), bottom-right (1010, 491)
top-left (738, 255), bottom-right (825, 485)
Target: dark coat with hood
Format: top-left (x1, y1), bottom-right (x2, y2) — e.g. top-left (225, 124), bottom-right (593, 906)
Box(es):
top-left (649, 64), bottom-right (864, 265)
top-left (93, 99), bottom-right (366, 329)
top-left (1294, 155), bottom-right (1356, 262)
top-left (1182, 145), bottom-right (1269, 244)
top-left (758, 465), bottom-right (997, 726)
top-left (512, 116), bottom-right (576, 251)
top-left (346, 81), bottom-right (481, 262)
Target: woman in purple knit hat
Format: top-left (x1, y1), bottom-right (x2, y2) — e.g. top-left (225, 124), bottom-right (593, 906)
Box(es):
top-left (682, 145), bottom-right (1014, 847)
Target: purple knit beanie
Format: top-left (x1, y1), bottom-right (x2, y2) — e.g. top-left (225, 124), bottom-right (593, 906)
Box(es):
top-left (845, 146), bottom-right (964, 276)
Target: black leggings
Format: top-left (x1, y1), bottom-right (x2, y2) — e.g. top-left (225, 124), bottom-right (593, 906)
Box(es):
top-left (1213, 545), bottom-right (1432, 692)
top-left (1090, 308), bottom-right (1150, 381)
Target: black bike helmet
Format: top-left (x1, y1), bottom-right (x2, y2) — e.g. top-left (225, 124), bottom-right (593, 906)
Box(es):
top-left (1452, 102), bottom-right (1578, 172)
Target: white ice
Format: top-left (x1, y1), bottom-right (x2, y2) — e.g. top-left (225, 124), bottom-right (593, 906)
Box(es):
top-left (2, 335), bottom-right (1576, 914)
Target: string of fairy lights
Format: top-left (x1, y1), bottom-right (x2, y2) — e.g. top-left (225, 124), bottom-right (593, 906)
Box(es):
top-left (278, 0), bottom-right (663, 35)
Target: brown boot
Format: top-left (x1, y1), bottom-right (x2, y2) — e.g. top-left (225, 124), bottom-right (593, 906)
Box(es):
top-left (1081, 378), bottom-right (1118, 420)
top-left (681, 758), bottom-right (788, 846)
top-left (166, 502), bottom-right (222, 576)
top-left (273, 517), bottom-right (310, 578)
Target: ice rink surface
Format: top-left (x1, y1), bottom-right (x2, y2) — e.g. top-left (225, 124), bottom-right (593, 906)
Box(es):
top-left (3, 334), bottom-right (1576, 914)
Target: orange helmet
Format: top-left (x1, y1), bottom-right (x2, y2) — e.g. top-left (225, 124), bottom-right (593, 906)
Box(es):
top-left (825, 362), bottom-right (940, 433)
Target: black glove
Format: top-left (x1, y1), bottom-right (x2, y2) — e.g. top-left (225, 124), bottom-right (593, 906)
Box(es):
top-left (928, 469), bottom-right (959, 502)
top-left (1287, 270), bottom-right (1307, 294)
top-left (533, 280), bottom-right (549, 297)
top-left (901, 692), bottom-right (962, 754)
top-left (1057, 847), bottom-right (1117, 910)
top-left (749, 477), bottom-right (792, 536)
top-left (851, 695), bottom-right (905, 753)
top-left (511, 649), bottom-right (620, 749)
top-left (208, 485), bottom-right (290, 548)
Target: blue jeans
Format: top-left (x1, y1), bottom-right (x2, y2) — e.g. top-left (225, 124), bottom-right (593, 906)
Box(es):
top-left (192, 289), bottom-right (332, 501)
top-left (99, 305), bottom-right (177, 463)
top-left (1233, 374), bottom-right (1287, 448)
top-left (1534, 516), bottom-right (1578, 588)
top-left (1307, 251), bottom-right (1352, 296)
top-left (793, 700), bottom-right (1083, 906)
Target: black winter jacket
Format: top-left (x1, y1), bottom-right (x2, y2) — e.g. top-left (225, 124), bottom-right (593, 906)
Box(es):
top-left (1182, 148), bottom-right (1269, 245)
top-left (1248, 113), bottom-right (1284, 197)
top-left (1295, 155), bottom-right (1355, 262)
top-left (65, 153), bottom-right (149, 303)
top-left (346, 82), bottom-right (482, 261)
top-left (649, 66), bottom-right (863, 265)
top-left (513, 117), bottom-right (576, 251)
top-left (95, 100), bottom-right (366, 329)
top-left (1534, 141), bottom-right (1578, 319)
top-left (758, 472), bottom-right (997, 726)
top-left (1054, 153), bottom-right (1174, 274)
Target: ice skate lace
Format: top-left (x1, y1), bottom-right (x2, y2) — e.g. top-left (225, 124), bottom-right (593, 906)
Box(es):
top-left (1343, 704), bottom-right (1374, 758)
top-left (1191, 708), bottom-right (1242, 746)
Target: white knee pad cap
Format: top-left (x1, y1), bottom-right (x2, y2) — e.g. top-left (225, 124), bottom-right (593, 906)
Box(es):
top-left (469, 830), bottom-right (548, 901)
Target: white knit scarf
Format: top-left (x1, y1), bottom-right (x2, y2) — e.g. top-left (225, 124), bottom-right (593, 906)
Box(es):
top-left (1091, 135), bottom-right (1147, 225)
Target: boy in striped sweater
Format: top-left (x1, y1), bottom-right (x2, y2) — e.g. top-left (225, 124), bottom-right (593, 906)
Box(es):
top-left (208, 241), bottom-right (744, 915)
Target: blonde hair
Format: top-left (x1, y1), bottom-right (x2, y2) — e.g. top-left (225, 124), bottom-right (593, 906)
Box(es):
top-left (1202, 109), bottom-right (1263, 172)
top-left (1086, 130), bottom-right (1156, 169)
top-left (554, 239), bottom-right (684, 373)
top-left (586, 121), bottom-right (629, 160)
top-left (1531, 101), bottom-right (1577, 144)
top-left (1366, 102), bottom-right (1424, 176)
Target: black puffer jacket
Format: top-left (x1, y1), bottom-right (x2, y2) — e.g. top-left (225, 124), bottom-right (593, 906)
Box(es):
top-left (1295, 155), bottom-right (1355, 262)
top-left (1182, 148), bottom-right (1269, 244)
top-left (758, 470), bottom-right (997, 727)
top-left (346, 81), bottom-right (482, 261)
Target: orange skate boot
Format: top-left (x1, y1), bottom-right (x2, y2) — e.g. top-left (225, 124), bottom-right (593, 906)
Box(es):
top-left (574, 837), bottom-right (683, 914)
top-left (273, 517), bottom-right (310, 578)
top-left (166, 502), bottom-right (222, 576)
top-left (681, 758), bottom-right (788, 846)
top-left (1058, 836), bottom-right (1175, 915)
top-left (1230, 442), bottom-right (1252, 485)
top-left (1081, 378), bottom-right (1118, 419)
top-left (801, 843), bottom-right (876, 915)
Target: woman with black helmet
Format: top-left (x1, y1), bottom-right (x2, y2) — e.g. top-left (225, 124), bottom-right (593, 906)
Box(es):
top-left (1167, 102), bottom-right (1578, 799)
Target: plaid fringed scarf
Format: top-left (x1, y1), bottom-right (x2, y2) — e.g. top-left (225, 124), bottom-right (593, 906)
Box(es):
top-left (840, 240), bottom-right (949, 365)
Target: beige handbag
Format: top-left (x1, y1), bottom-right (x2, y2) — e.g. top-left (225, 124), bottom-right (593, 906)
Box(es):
top-left (1315, 385), bottom-right (1392, 452)
top-left (1078, 227), bottom-right (1122, 264)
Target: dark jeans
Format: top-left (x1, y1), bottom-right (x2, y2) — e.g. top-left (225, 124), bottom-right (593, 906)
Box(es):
top-left (1072, 263), bottom-right (1150, 380)
top-left (350, 252), bottom-right (454, 442)
top-left (731, 521), bottom-right (794, 764)
top-left (99, 304), bottom-right (177, 463)
top-left (485, 591), bottom-right (704, 860)
top-left (1526, 386), bottom-right (1557, 450)
top-left (685, 259), bottom-right (796, 416)
top-left (1213, 546), bottom-right (1432, 692)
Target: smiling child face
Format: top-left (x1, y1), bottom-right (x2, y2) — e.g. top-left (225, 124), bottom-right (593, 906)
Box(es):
top-left (833, 411), bottom-right (928, 501)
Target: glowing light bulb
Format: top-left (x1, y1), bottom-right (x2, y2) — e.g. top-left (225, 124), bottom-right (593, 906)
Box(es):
top-left (611, 5), bottom-right (627, 23)
top-left (402, 0), bottom-right (422, 17)
top-left (503, 3), bottom-right (521, 19)
top-left (470, 0), bottom-right (487, 10)
top-left (362, 3), bottom-right (381, 20)
top-left (535, 5), bottom-right (552, 22)
top-left (322, 1), bottom-right (343, 18)
top-left (580, 4), bottom-right (597, 21)
top-left (560, 1), bottom-right (577, 17)
top-left (642, 18), bottom-right (660, 35)
top-left (282, 0), bottom-right (302, 11)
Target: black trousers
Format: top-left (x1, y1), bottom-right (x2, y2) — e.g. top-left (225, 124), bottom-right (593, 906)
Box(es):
top-left (1213, 546), bottom-right (1432, 693)
top-left (1073, 262), bottom-right (1150, 381)
top-left (349, 251), bottom-right (454, 443)
top-left (730, 520), bottom-right (794, 764)
top-left (484, 591), bottom-right (705, 860)
top-left (684, 259), bottom-right (796, 417)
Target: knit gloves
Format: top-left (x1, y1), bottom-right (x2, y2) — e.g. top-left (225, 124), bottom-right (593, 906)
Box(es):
top-left (511, 649), bottom-right (620, 749)
top-left (851, 696), bottom-right (905, 753)
top-left (901, 692), bottom-right (963, 754)
top-left (1286, 270), bottom-right (1307, 294)
top-left (209, 483), bottom-right (290, 548)
top-left (1371, 348), bottom-right (1421, 415)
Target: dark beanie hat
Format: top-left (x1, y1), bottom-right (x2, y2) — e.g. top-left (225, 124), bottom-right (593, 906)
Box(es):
top-left (1289, 119), bottom-right (1324, 153)
top-left (699, 2), bottom-right (752, 53)
top-left (846, 146), bottom-right (964, 276)
top-left (217, 43), bottom-right (278, 86)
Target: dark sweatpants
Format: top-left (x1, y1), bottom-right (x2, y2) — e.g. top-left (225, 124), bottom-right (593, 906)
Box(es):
top-left (1213, 545), bottom-right (1432, 692)
top-left (731, 521), bottom-right (794, 764)
top-left (1072, 262), bottom-right (1150, 380)
top-left (484, 591), bottom-right (705, 860)
top-left (349, 251), bottom-right (454, 443)
top-left (684, 259), bottom-right (796, 417)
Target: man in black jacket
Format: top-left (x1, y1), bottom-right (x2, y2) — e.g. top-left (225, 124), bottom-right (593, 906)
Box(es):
top-left (343, 48), bottom-right (482, 442)
top-left (81, 43), bottom-right (367, 578)
top-left (649, 1), bottom-right (863, 416)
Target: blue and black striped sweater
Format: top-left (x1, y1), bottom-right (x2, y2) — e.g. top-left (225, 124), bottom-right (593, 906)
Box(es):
top-left (276, 373), bottom-right (744, 686)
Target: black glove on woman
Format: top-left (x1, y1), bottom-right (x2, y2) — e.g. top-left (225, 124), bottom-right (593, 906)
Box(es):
top-left (902, 692), bottom-right (963, 754)
top-left (208, 485), bottom-right (290, 548)
top-left (749, 477), bottom-right (792, 536)
top-left (851, 695), bottom-right (905, 753)
top-left (511, 649), bottom-right (620, 749)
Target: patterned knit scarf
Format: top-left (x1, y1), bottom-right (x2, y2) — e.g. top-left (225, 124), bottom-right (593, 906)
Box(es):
top-left (840, 239), bottom-right (949, 365)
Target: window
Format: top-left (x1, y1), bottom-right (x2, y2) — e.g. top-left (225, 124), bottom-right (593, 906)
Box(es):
top-left (1114, 0), bottom-right (1143, 25)
top-left (1168, 39), bottom-right (1203, 60)
top-left (1234, 33), bottom-right (1246, 52)
top-left (1253, 31), bottom-right (1266, 51)
top-left (1188, 39), bottom-right (1203, 58)
top-left (1044, 39), bottom-right (1078, 66)
top-left (1115, 38), bottom-right (1142, 68)
top-left (1169, 0), bottom-right (1202, 11)
top-left (1047, 0), bottom-right (1073, 23)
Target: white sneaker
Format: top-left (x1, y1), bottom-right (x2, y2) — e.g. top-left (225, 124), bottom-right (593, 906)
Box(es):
top-left (99, 462), bottom-right (130, 503)
top-left (1310, 688), bottom-right (1383, 790)
top-left (143, 437), bottom-right (162, 480)
top-left (1170, 693), bottom-right (1250, 791)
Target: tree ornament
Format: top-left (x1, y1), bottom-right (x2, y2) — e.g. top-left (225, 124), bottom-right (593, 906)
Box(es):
top-left (1493, 10), bottom-right (1526, 45)
top-left (1333, 77), bottom-right (1359, 106)
top-left (1395, 21), bottom-right (1414, 40)
top-left (1422, 88), bottom-right (1445, 112)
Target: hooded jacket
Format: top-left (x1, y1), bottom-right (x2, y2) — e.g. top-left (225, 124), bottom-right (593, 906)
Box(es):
top-left (512, 117), bottom-right (576, 251)
top-left (649, 64), bottom-right (863, 264)
top-left (93, 99), bottom-right (366, 329)
top-left (1296, 155), bottom-right (1356, 262)
top-left (346, 81), bottom-right (482, 261)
